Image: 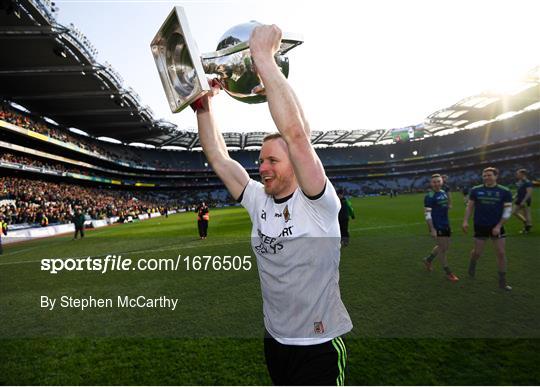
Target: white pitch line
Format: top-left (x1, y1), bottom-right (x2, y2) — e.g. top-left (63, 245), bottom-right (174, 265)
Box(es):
top-left (0, 245), bottom-right (44, 256)
top-left (349, 221), bottom-right (424, 231)
top-left (349, 217), bottom-right (464, 231)
top-left (0, 216), bottom-right (510, 266)
top-left (0, 239), bottom-right (249, 266)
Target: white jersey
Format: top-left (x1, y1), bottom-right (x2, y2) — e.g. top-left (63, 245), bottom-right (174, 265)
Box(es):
top-left (240, 178), bottom-right (353, 345)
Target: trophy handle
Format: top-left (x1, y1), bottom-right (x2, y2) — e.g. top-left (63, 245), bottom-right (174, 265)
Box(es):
top-left (200, 34), bottom-right (303, 61)
top-left (200, 34), bottom-right (301, 100)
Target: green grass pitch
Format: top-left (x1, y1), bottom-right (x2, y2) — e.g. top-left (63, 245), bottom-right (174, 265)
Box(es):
top-left (1, 192), bottom-right (539, 385)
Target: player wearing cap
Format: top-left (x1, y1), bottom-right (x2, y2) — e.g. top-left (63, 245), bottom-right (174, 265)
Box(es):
top-left (462, 167), bottom-right (513, 291)
top-left (423, 174), bottom-right (459, 282)
top-left (193, 24), bottom-right (352, 385)
top-left (513, 168), bottom-right (533, 234)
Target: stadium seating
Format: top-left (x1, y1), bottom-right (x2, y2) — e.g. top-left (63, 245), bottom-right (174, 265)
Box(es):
top-left (1, 101), bottom-right (539, 228)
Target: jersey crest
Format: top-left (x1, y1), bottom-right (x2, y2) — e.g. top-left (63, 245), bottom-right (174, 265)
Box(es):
top-left (314, 321), bottom-right (325, 334)
top-left (283, 205), bottom-right (291, 223)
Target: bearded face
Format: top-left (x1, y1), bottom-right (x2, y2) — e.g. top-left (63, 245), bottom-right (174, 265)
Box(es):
top-left (258, 138), bottom-right (297, 198)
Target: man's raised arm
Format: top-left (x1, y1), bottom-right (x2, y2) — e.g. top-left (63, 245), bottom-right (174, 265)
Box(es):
top-left (249, 25), bottom-right (325, 197)
top-left (195, 83), bottom-right (250, 200)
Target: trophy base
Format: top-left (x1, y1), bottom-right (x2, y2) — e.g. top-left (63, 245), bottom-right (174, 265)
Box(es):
top-left (150, 7), bottom-right (210, 113)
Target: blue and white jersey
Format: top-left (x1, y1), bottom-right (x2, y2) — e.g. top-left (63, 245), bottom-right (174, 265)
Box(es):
top-left (469, 184), bottom-right (512, 226)
top-left (424, 190), bottom-right (450, 229)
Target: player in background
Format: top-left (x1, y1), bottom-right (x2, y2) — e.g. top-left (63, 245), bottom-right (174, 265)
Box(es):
top-left (196, 202), bottom-right (210, 240)
top-left (0, 214), bottom-right (7, 255)
top-left (72, 208), bottom-right (85, 240)
top-left (513, 168), bottom-right (533, 234)
top-left (462, 167), bottom-right (513, 291)
top-left (423, 174), bottom-right (459, 282)
top-left (337, 189), bottom-right (355, 247)
top-left (441, 174), bottom-right (452, 209)
top-left (40, 212), bottom-right (48, 227)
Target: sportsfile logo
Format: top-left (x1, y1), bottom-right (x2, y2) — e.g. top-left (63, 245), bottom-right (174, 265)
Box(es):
top-left (40, 255), bottom-right (253, 274)
top-left (41, 255), bottom-right (132, 274)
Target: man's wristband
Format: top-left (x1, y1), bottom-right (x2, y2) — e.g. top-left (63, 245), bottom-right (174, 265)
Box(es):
top-left (190, 79), bottom-right (221, 112)
top-left (190, 99), bottom-right (205, 112)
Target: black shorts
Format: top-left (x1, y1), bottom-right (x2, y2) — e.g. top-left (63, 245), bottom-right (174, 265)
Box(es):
top-left (515, 199), bottom-right (532, 207)
top-left (474, 225), bottom-right (506, 239)
top-left (435, 227), bottom-right (451, 237)
top-left (264, 331), bottom-right (347, 386)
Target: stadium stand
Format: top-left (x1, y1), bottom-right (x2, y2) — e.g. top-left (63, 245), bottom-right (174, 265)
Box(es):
top-left (0, 176), bottom-right (182, 226)
top-left (1, 101), bottom-right (538, 188)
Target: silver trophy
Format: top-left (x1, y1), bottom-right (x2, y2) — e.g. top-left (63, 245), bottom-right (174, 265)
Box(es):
top-left (150, 6), bottom-right (303, 113)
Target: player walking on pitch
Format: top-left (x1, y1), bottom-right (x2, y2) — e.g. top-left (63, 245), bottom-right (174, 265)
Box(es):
top-left (196, 201), bottom-right (210, 239)
top-left (337, 189), bottom-right (355, 247)
top-left (462, 167), bottom-right (513, 291)
top-left (423, 174), bottom-right (459, 282)
top-left (513, 168), bottom-right (533, 234)
top-left (194, 24), bottom-right (352, 385)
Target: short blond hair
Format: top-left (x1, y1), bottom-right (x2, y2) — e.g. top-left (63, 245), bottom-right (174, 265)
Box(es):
top-left (262, 132), bottom-right (283, 143)
top-left (483, 167), bottom-right (499, 176)
top-left (517, 168), bottom-right (528, 177)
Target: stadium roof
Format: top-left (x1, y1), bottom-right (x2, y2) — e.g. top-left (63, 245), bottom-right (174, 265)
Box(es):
top-left (425, 67), bottom-right (540, 133)
top-left (1, 0), bottom-right (539, 150)
top-left (0, 0), bottom-right (176, 143)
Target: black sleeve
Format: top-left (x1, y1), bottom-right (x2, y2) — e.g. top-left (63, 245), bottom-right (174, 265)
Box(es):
top-left (302, 182), bottom-right (327, 201)
top-left (236, 182), bottom-right (249, 203)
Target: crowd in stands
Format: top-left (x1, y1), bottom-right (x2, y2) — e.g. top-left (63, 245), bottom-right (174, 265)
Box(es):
top-left (0, 174), bottom-right (239, 227)
top-left (0, 152), bottom-right (90, 175)
top-left (0, 103), bottom-right (152, 168)
top-left (0, 151), bottom-right (222, 186)
top-left (0, 177), bottom-right (182, 227)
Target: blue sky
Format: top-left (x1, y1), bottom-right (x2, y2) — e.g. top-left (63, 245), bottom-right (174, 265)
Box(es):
top-left (55, 0), bottom-right (540, 132)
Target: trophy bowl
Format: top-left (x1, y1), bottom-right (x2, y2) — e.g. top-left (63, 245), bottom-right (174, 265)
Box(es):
top-left (150, 7), bottom-right (303, 113)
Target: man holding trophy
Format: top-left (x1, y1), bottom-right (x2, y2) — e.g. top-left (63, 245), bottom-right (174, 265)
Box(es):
top-left (152, 9), bottom-right (352, 385)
